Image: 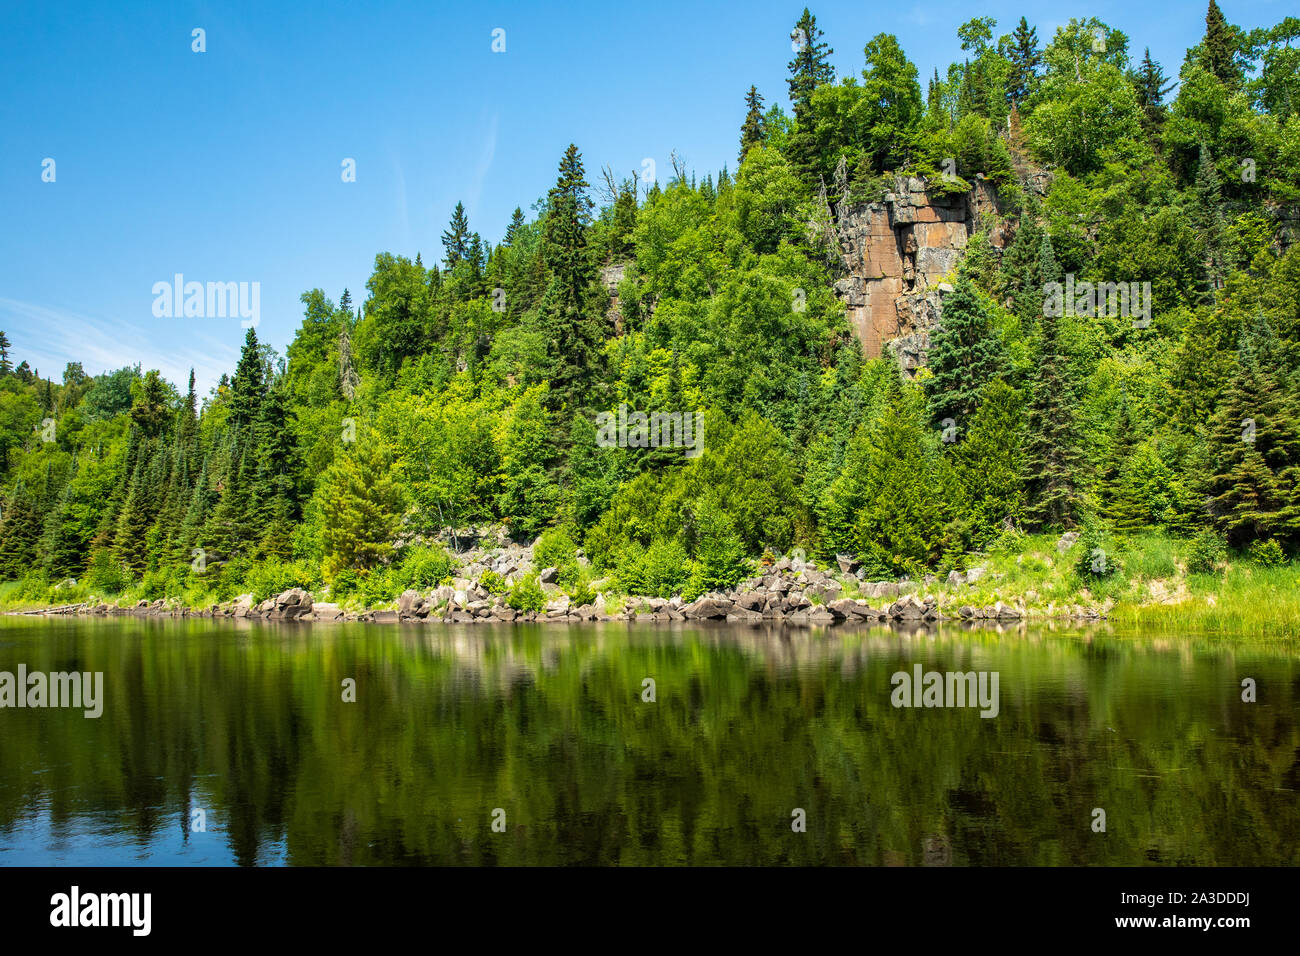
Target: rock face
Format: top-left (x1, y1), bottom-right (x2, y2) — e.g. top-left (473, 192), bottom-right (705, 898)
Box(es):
top-left (832, 175), bottom-right (1001, 371)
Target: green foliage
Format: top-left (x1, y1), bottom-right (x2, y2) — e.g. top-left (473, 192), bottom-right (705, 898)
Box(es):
top-left (396, 544), bottom-right (457, 590)
top-left (506, 573), bottom-right (547, 612)
top-left (1186, 529), bottom-right (1227, 575)
top-left (1248, 538), bottom-right (1285, 568)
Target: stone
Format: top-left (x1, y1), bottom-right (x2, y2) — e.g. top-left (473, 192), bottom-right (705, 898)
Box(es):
top-left (539, 566), bottom-right (559, 584)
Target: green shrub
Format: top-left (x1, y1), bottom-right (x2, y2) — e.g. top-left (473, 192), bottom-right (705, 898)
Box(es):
top-left (330, 568), bottom-right (360, 600)
top-left (567, 580), bottom-right (596, 606)
top-left (507, 574), bottom-right (547, 612)
top-left (480, 569), bottom-right (508, 594)
top-left (84, 547), bottom-right (131, 594)
top-left (1186, 529), bottom-right (1227, 575)
top-left (397, 544), bottom-right (457, 590)
top-left (248, 559), bottom-right (321, 604)
top-left (1073, 515), bottom-right (1121, 581)
top-left (359, 567), bottom-right (399, 605)
top-left (533, 527), bottom-right (578, 571)
top-left (1248, 538), bottom-right (1286, 568)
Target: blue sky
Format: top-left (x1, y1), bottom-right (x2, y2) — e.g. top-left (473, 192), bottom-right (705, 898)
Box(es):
top-left (1, 0), bottom-right (1289, 394)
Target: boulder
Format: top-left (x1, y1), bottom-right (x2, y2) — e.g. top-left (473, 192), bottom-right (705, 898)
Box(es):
top-left (397, 590), bottom-right (425, 618)
top-left (539, 566), bottom-right (559, 584)
top-left (683, 598), bottom-right (729, 620)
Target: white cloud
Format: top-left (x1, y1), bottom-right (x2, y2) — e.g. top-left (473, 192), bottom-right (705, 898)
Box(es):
top-left (0, 297), bottom-right (238, 396)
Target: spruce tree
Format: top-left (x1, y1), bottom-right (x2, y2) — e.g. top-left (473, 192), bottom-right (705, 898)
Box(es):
top-left (1204, 321), bottom-right (1300, 546)
top-left (739, 85), bottom-right (767, 164)
top-left (1100, 396), bottom-right (1148, 534)
top-left (1006, 17), bottom-right (1041, 104)
top-left (925, 276), bottom-right (1007, 428)
top-left (1193, 142), bottom-right (1224, 297)
top-left (442, 201), bottom-right (471, 268)
top-left (1203, 1), bottom-right (1240, 88)
top-left (539, 144), bottom-right (601, 411)
top-left (504, 207), bottom-right (525, 246)
top-left (1132, 48), bottom-right (1175, 128)
top-left (1022, 282), bottom-right (1087, 530)
top-left (786, 8), bottom-right (834, 183)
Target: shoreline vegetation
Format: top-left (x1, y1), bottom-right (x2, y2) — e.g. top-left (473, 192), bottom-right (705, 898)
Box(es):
top-left (4, 7), bottom-right (1300, 647)
top-left (6, 529), bottom-right (1300, 641)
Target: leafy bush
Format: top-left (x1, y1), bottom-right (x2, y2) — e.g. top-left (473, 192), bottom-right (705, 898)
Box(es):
top-left (533, 527), bottom-right (578, 572)
top-left (1186, 530), bottom-right (1227, 575)
top-left (1248, 538), bottom-right (1286, 568)
top-left (359, 567), bottom-right (399, 605)
top-left (506, 573), bottom-right (546, 612)
top-left (1074, 516), bottom-right (1121, 581)
top-left (330, 568), bottom-right (360, 600)
top-left (480, 569), bottom-right (508, 594)
top-left (84, 547), bottom-right (131, 594)
top-left (248, 559), bottom-right (321, 604)
top-left (397, 544), bottom-right (457, 589)
top-left (567, 580), bottom-right (596, 606)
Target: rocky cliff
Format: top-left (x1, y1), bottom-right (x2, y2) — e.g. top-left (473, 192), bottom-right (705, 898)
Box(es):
top-left (831, 175), bottom-right (1004, 371)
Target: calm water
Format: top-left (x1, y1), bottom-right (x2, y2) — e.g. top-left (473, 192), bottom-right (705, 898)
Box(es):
top-left (0, 616), bottom-right (1296, 866)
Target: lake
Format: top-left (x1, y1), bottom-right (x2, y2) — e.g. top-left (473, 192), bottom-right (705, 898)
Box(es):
top-left (0, 616), bottom-right (1296, 865)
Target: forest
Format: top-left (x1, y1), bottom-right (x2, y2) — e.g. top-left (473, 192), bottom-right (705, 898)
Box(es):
top-left (3, 2), bottom-right (1300, 614)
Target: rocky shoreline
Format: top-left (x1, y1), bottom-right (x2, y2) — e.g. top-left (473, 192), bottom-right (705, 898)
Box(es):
top-left (13, 554), bottom-right (1108, 626)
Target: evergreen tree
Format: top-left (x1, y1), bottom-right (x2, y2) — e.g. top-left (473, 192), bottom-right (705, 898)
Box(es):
top-left (319, 431), bottom-right (406, 579)
top-left (1099, 396), bottom-right (1148, 533)
top-left (1203, 0), bottom-right (1240, 88)
top-left (0, 331), bottom-right (11, 375)
top-left (539, 144), bottom-right (602, 411)
top-left (925, 276), bottom-right (1007, 428)
top-left (786, 8), bottom-right (834, 183)
top-left (1022, 291), bottom-right (1087, 530)
top-left (1204, 321), bottom-right (1300, 546)
top-left (0, 483), bottom-right (42, 578)
top-left (1132, 48), bottom-right (1174, 127)
top-left (504, 207), bottom-right (525, 246)
top-left (739, 85), bottom-right (767, 164)
top-left (1193, 142), bottom-right (1224, 296)
top-left (442, 201), bottom-right (471, 268)
top-left (1006, 17), bottom-right (1041, 104)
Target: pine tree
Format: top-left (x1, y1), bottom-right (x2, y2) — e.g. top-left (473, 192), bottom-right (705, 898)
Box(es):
top-left (1193, 142), bottom-right (1224, 297)
top-left (320, 431), bottom-right (406, 579)
top-left (1099, 396), bottom-right (1148, 533)
top-left (739, 85), bottom-right (767, 164)
top-left (787, 8), bottom-right (834, 114)
top-left (0, 331), bottom-right (11, 375)
top-left (1204, 320), bottom-right (1300, 546)
top-left (442, 201), bottom-right (471, 268)
top-left (925, 276), bottom-right (1007, 427)
top-left (504, 207), bottom-right (525, 246)
top-left (1006, 17), bottom-right (1041, 104)
top-left (1022, 292), bottom-right (1087, 530)
top-left (786, 8), bottom-right (834, 184)
top-left (539, 144), bottom-right (602, 411)
top-left (1132, 48), bottom-right (1175, 127)
top-left (1203, 1), bottom-right (1240, 88)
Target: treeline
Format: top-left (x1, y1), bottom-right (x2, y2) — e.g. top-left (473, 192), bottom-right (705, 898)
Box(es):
top-left (3, 2), bottom-right (1300, 604)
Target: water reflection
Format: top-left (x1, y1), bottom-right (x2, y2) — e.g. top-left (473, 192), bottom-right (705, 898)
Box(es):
top-left (0, 617), bottom-right (1295, 865)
